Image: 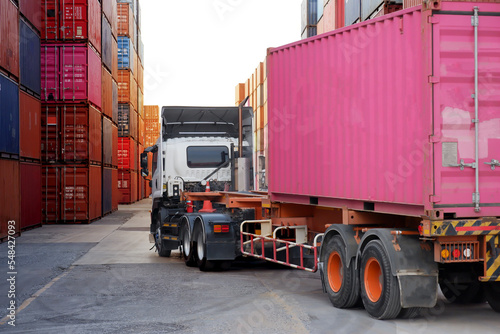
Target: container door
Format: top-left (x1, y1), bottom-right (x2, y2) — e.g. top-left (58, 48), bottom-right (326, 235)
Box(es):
top-left (432, 9), bottom-right (500, 217)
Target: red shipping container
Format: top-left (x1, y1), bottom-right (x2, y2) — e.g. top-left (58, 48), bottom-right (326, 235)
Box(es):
top-left (41, 43), bottom-right (102, 108)
top-left (118, 169), bottom-right (138, 204)
top-left (19, 0), bottom-right (43, 32)
top-left (112, 37), bottom-right (118, 81)
top-left (42, 164), bottom-right (102, 223)
top-left (20, 91), bottom-right (41, 160)
top-left (117, 69), bottom-right (137, 108)
top-left (41, 104), bottom-right (102, 163)
top-left (42, 0), bottom-right (101, 54)
top-left (138, 116), bottom-right (144, 145)
top-left (0, 159), bottom-right (20, 240)
top-left (112, 167), bottom-right (118, 210)
top-left (20, 162), bottom-right (42, 230)
top-left (118, 137), bottom-right (137, 170)
top-left (102, 66), bottom-right (113, 119)
top-left (0, 0), bottom-right (19, 78)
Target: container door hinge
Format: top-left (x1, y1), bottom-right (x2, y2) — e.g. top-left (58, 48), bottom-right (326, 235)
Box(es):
top-left (428, 16), bottom-right (440, 24)
top-left (428, 76), bottom-right (440, 84)
top-left (430, 195), bottom-right (441, 203)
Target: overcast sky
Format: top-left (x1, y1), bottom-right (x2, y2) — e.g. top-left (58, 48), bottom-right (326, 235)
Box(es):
top-left (141, 0), bottom-right (302, 107)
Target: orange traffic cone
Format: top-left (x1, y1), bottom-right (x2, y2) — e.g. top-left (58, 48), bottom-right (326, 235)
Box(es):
top-left (199, 181), bottom-right (216, 213)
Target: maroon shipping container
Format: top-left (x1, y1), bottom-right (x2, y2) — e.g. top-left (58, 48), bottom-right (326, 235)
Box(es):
top-left (42, 0), bottom-right (102, 54)
top-left (20, 91), bottom-right (41, 160)
top-left (118, 169), bottom-right (137, 204)
top-left (0, 159), bottom-right (21, 240)
top-left (0, 0), bottom-right (19, 78)
top-left (42, 164), bottom-right (102, 223)
top-left (19, 0), bottom-right (43, 32)
top-left (118, 137), bottom-right (137, 170)
top-left (41, 43), bottom-right (102, 108)
top-left (41, 104), bottom-right (102, 163)
top-left (20, 162), bottom-right (42, 230)
top-left (112, 167), bottom-right (118, 210)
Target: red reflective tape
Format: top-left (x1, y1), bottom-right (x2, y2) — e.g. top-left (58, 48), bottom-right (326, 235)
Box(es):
top-left (455, 226), bottom-right (500, 232)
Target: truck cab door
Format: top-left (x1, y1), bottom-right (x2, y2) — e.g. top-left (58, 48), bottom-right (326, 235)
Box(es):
top-left (151, 149), bottom-right (162, 199)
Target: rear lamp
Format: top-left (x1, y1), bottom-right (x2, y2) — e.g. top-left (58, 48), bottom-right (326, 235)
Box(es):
top-left (452, 249), bottom-right (461, 258)
top-left (441, 249), bottom-right (450, 259)
top-left (214, 225), bottom-right (222, 233)
top-left (221, 225), bottom-right (230, 233)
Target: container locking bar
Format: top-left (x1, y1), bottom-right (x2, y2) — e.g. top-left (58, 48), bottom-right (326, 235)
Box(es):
top-left (485, 159), bottom-right (500, 171)
top-left (472, 7), bottom-right (480, 212)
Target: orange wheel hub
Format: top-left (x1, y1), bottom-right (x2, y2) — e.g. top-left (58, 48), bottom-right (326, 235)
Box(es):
top-left (364, 257), bottom-right (383, 302)
top-left (327, 251), bottom-right (343, 293)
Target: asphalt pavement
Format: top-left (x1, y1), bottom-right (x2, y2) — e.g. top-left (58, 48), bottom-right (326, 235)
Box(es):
top-left (0, 199), bottom-right (498, 333)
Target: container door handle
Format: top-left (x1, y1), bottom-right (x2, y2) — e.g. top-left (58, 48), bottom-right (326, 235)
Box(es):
top-left (450, 159), bottom-right (476, 171)
top-left (485, 159), bottom-right (500, 170)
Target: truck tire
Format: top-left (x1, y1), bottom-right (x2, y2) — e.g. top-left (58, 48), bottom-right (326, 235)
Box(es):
top-left (181, 223), bottom-right (196, 267)
top-left (439, 278), bottom-right (485, 304)
top-left (155, 216), bottom-right (171, 258)
top-left (398, 307), bottom-right (421, 319)
top-left (321, 235), bottom-right (360, 308)
top-left (194, 226), bottom-right (215, 271)
top-left (485, 282), bottom-right (500, 313)
top-left (360, 240), bottom-right (401, 320)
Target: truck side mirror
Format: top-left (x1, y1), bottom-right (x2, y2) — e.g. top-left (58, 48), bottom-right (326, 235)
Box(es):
top-left (141, 168), bottom-right (149, 178)
top-left (140, 152), bottom-right (148, 170)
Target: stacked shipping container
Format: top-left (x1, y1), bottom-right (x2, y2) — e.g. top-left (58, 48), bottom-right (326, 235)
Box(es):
top-left (117, 0), bottom-right (145, 204)
top-left (143, 105), bottom-right (160, 197)
top-left (236, 61), bottom-right (268, 191)
top-left (40, 0), bottom-right (118, 223)
top-left (1, 0), bottom-right (42, 238)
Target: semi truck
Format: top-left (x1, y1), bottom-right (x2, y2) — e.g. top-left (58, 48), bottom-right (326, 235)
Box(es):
top-left (141, 1), bottom-right (500, 319)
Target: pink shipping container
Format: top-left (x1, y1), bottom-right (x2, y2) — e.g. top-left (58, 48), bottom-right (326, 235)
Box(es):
top-left (41, 43), bottom-right (102, 108)
top-left (268, 2), bottom-right (500, 219)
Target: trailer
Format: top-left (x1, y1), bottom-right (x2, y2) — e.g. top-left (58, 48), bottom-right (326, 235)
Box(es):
top-left (142, 0), bottom-right (500, 320)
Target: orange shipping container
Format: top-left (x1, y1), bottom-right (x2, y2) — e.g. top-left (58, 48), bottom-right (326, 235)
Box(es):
top-left (112, 37), bottom-right (118, 81)
top-left (133, 49), bottom-right (138, 82)
top-left (144, 105), bottom-right (159, 120)
top-left (0, 0), bottom-right (19, 78)
top-left (138, 63), bottom-right (144, 90)
top-left (117, 3), bottom-right (134, 43)
top-left (118, 70), bottom-right (138, 108)
top-left (138, 116), bottom-right (144, 145)
top-left (102, 66), bottom-right (113, 119)
top-left (256, 62), bottom-right (264, 85)
top-left (235, 83), bottom-right (245, 105)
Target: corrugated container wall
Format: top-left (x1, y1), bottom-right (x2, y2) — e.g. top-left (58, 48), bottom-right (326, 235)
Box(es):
top-left (20, 91), bottom-right (41, 160)
top-left (102, 167), bottom-right (113, 215)
top-left (0, 74), bottom-right (20, 156)
top-left (41, 44), bottom-right (102, 108)
top-left (268, 3), bottom-right (500, 219)
top-left (0, 159), bottom-right (20, 240)
top-left (102, 14), bottom-right (113, 72)
top-left (19, 0), bottom-right (43, 32)
top-left (20, 162), bottom-right (42, 230)
top-left (0, 0), bottom-right (19, 78)
top-left (20, 19), bottom-right (41, 95)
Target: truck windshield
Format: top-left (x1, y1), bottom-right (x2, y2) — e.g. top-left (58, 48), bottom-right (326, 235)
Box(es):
top-left (187, 146), bottom-right (229, 168)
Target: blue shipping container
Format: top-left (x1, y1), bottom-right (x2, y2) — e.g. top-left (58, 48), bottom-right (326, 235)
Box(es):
top-left (118, 36), bottom-right (133, 72)
top-left (0, 73), bottom-right (20, 155)
top-left (102, 14), bottom-right (113, 72)
top-left (20, 19), bottom-right (41, 95)
top-left (102, 167), bottom-right (112, 215)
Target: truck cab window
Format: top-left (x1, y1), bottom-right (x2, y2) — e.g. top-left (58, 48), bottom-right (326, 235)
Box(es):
top-left (187, 146), bottom-right (229, 168)
top-left (152, 151), bottom-right (158, 175)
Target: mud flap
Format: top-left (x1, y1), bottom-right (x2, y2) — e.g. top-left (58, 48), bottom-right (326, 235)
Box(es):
top-left (398, 275), bottom-right (439, 308)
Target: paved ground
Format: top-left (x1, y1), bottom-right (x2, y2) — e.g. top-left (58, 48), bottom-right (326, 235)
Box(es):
top-left (0, 199), bottom-right (498, 333)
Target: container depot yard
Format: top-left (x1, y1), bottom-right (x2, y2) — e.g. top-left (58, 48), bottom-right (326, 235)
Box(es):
top-left (0, 199), bottom-right (499, 334)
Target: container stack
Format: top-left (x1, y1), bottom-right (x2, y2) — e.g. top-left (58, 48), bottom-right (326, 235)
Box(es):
top-left (301, 0), bottom-right (319, 39)
top-left (116, 0), bottom-right (145, 204)
top-left (143, 105), bottom-right (160, 197)
top-left (318, 0), bottom-right (345, 34)
top-left (40, 0), bottom-right (117, 223)
top-left (236, 61), bottom-right (268, 191)
top-left (1, 0), bottom-right (43, 238)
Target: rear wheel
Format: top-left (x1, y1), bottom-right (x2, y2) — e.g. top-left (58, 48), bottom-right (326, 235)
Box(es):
top-left (194, 226), bottom-right (215, 271)
top-left (398, 307), bottom-right (421, 319)
top-left (321, 235), bottom-right (360, 308)
top-left (485, 282), bottom-right (500, 313)
top-left (360, 240), bottom-right (401, 320)
top-left (440, 278), bottom-right (485, 304)
top-left (181, 223), bottom-right (196, 267)
top-left (155, 215), bottom-right (171, 257)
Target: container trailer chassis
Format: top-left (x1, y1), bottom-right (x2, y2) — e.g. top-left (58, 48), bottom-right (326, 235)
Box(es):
top-left (164, 190), bottom-right (500, 319)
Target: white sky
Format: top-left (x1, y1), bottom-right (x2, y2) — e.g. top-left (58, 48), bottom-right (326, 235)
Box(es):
top-left (141, 0), bottom-right (302, 107)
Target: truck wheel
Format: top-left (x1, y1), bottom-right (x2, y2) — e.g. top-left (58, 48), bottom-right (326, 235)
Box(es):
top-left (321, 235), bottom-right (360, 308)
top-left (485, 282), bottom-right (500, 313)
top-left (194, 227), bottom-right (215, 271)
top-left (398, 307), bottom-right (421, 319)
top-left (360, 240), bottom-right (401, 319)
top-left (181, 223), bottom-right (196, 267)
top-left (155, 216), bottom-right (171, 258)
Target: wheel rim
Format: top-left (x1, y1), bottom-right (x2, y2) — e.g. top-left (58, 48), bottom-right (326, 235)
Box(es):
top-left (183, 227), bottom-right (190, 256)
top-left (365, 257), bottom-right (383, 303)
top-left (327, 251), bottom-right (343, 293)
top-left (197, 233), bottom-right (204, 260)
top-left (156, 227), bottom-right (162, 250)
